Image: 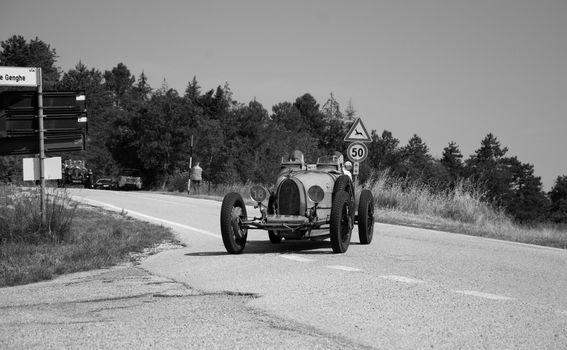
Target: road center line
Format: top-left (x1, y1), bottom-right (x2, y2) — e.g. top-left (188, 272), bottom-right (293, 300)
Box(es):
top-left (453, 290), bottom-right (514, 301)
top-left (326, 265), bottom-right (362, 272)
top-left (73, 196), bottom-right (220, 239)
top-left (279, 255), bottom-right (313, 262)
top-left (379, 275), bottom-right (425, 284)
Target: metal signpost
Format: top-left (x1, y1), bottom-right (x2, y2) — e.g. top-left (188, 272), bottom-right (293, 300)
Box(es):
top-left (0, 66), bottom-right (88, 225)
top-left (187, 135), bottom-right (194, 193)
top-left (344, 117), bottom-right (372, 185)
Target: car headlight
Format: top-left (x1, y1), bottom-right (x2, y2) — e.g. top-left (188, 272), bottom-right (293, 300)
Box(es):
top-left (307, 185), bottom-right (324, 203)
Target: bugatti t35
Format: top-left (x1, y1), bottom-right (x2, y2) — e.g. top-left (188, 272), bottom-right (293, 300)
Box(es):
top-left (220, 151), bottom-right (375, 254)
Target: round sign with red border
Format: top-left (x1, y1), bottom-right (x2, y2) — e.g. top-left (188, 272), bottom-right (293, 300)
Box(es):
top-left (347, 142), bottom-right (368, 163)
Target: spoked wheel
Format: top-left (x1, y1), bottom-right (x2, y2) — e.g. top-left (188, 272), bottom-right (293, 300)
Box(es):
top-left (330, 191), bottom-right (353, 253)
top-left (220, 192), bottom-right (248, 254)
top-left (357, 189), bottom-right (375, 244)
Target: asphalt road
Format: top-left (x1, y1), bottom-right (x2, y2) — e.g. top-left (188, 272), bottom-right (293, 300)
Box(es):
top-left (1, 189), bottom-right (566, 349)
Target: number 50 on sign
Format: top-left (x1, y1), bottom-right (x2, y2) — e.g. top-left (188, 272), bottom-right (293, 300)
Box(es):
top-left (347, 142), bottom-right (368, 162)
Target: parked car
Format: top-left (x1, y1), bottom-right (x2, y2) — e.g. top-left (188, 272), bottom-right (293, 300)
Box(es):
top-left (117, 169), bottom-right (142, 190)
top-left (220, 151), bottom-right (375, 254)
top-left (94, 178), bottom-right (116, 190)
top-left (59, 159), bottom-right (93, 188)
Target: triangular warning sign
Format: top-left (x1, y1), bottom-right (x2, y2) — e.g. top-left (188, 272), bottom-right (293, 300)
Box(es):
top-left (344, 118), bottom-right (372, 142)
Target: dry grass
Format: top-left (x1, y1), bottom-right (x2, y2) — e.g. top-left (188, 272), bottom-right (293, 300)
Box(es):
top-left (366, 170), bottom-right (567, 249)
top-left (0, 186), bottom-right (178, 287)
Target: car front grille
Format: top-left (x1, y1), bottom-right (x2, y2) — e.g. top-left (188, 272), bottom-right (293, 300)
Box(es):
top-left (278, 179), bottom-right (300, 215)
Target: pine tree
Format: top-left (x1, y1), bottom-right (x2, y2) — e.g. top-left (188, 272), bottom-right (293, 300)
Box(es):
top-left (464, 133), bottom-right (510, 204)
top-left (184, 75), bottom-right (201, 102)
top-left (441, 141), bottom-right (463, 182)
top-left (549, 175), bottom-right (567, 223)
top-left (400, 134), bottom-right (432, 180)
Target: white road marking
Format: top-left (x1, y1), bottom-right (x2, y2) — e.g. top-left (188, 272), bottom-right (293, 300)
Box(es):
top-left (379, 275), bottom-right (425, 284)
top-left (326, 265), bottom-right (362, 272)
top-left (453, 290), bottom-right (514, 301)
top-left (72, 196), bottom-right (219, 239)
top-left (279, 255), bottom-right (313, 262)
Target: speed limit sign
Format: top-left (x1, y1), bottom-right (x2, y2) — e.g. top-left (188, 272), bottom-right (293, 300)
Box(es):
top-left (347, 142), bottom-right (368, 163)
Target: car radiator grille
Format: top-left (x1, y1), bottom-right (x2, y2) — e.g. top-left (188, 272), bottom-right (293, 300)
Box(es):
top-left (278, 179), bottom-right (301, 215)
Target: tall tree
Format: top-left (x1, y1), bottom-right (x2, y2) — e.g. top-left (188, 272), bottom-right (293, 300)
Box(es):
top-left (103, 62), bottom-right (135, 107)
top-left (321, 93), bottom-right (343, 120)
top-left (501, 157), bottom-right (549, 222)
top-left (131, 71), bottom-right (152, 103)
top-left (400, 134), bottom-right (432, 180)
top-left (464, 133), bottom-right (510, 204)
top-left (367, 130), bottom-right (401, 171)
top-left (134, 88), bottom-right (194, 188)
top-left (0, 35), bottom-right (60, 89)
top-left (272, 102), bottom-right (304, 133)
top-left (184, 75), bottom-right (201, 103)
top-left (548, 175), bottom-right (567, 223)
top-left (294, 93), bottom-right (325, 140)
top-left (344, 99), bottom-right (356, 121)
top-left (57, 62), bottom-right (116, 177)
top-left (441, 141), bottom-right (464, 183)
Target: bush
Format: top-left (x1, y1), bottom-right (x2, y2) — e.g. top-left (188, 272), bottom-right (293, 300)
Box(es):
top-left (0, 185), bottom-right (77, 244)
top-left (166, 171), bottom-right (190, 192)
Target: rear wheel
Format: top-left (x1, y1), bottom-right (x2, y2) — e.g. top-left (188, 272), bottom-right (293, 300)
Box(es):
top-left (330, 191), bottom-right (353, 253)
top-left (267, 194), bottom-right (282, 243)
top-left (333, 175), bottom-right (355, 222)
top-left (357, 189), bottom-right (375, 244)
top-left (220, 192), bottom-right (248, 254)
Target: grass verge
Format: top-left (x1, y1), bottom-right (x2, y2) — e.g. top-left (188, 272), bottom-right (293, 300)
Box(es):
top-left (0, 186), bottom-right (178, 287)
top-left (367, 171), bottom-right (567, 249)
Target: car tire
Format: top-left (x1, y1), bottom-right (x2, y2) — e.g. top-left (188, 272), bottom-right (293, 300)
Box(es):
top-left (267, 194), bottom-right (282, 243)
top-left (333, 175), bottom-right (355, 220)
top-left (268, 231), bottom-right (282, 243)
top-left (333, 175), bottom-right (354, 197)
top-left (330, 191), bottom-right (353, 253)
top-left (220, 192), bottom-right (248, 254)
top-left (357, 189), bottom-right (375, 244)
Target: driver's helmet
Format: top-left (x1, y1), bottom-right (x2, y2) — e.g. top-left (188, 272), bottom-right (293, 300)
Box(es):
top-left (290, 150), bottom-right (304, 163)
top-left (344, 161), bottom-right (353, 171)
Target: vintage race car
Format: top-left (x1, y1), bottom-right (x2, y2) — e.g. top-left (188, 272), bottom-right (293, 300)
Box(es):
top-left (220, 152), bottom-right (375, 254)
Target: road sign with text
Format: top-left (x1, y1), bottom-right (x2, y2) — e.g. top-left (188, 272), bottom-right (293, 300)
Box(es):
top-left (0, 67), bottom-right (38, 87)
top-left (346, 142), bottom-right (368, 163)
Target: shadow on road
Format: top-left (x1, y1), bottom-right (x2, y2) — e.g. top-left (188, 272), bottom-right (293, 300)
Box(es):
top-left (185, 238), bottom-right (351, 256)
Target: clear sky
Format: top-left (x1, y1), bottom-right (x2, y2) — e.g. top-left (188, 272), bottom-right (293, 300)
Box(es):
top-left (1, 0), bottom-right (566, 190)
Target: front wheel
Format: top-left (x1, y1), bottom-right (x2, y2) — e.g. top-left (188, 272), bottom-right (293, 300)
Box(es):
top-left (220, 192), bottom-right (248, 254)
top-left (357, 189), bottom-right (375, 244)
top-left (330, 191), bottom-right (353, 253)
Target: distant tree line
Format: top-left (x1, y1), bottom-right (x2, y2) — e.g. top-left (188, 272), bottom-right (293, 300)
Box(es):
top-left (1, 35), bottom-right (567, 224)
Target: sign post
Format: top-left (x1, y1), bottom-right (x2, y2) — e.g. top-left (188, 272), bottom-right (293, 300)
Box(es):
top-left (0, 67), bottom-right (46, 224)
top-left (187, 135), bottom-right (193, 193)
top-left (36, 68), bottom-right (47, 225)
top-left (1, 68), bottom-right (89, 226)
top-left (344, 118), bottom-right (372, 189)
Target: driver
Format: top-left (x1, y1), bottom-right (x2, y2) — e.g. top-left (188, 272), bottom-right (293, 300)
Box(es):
top-left (283, 150), bottom-right (306, 170)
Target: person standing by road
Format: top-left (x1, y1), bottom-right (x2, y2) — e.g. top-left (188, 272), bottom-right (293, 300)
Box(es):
top-left (190, 162), bottom-right (203, 195)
